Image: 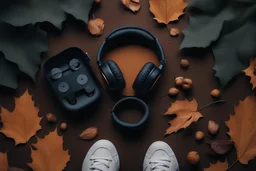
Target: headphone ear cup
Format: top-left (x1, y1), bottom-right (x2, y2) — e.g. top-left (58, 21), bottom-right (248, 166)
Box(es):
top-left (100, 60), bottom-right (126, 90)
top-left (133, 62), bottom-right (161, 94)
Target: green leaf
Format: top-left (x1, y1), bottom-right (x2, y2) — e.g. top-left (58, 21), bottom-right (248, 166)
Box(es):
top-left (0, 0), bottom-right (94, 28)
top-left (181, 0), bottom-right (256, 86)
top-left (0, 22), bottom-right (48, 81)
top-left (213, 21), bottom-right (256, 86)
top-left (0, 54), bottom-right (19, 89)
top-left (180, 4), bottom-right (236, 49)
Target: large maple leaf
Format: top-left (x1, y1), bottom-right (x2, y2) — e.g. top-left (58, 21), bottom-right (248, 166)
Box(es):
top-left (0, 90), bottom-right (42, 145)
top-left (226, 95), bottom-right (256, 164)
top-left (0, 152), bottom-right (8, 171)
top-left (204, 160), bottom-right (228, 171)
top-left (149, 0), bottom-right (187, 25)
top-left (28, 129), bottom-right (70, 171)
top-left (243, 57), bottom-right (256, 89)
top-left (164, 99), bottom-right (203, 135)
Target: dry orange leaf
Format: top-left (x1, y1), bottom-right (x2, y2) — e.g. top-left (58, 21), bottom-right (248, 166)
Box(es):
top-left (88, 18), bottom-right (105, 36)
top-left (0, 90), bottom-right (42, 145)
top-left (243, 57), bottom-right (256, 89)
top-left (149, 0), bottom-right (187, 25)
top-left (121, 0), bottom-right (141, 13)
top-left (204, 160), bottom-right (228, 171)
top-left (28, 129), bottom-right (70, 171)
top-left (0, 152), bottom-right (8, 171)
top-left (226, 95), bottom-right (256, 165)
top-left (164, 99), bottom-right (203, 135)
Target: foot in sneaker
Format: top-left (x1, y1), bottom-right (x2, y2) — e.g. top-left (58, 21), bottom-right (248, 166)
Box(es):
top-left (143, 141), bottom-right (179, 171)
top-left (82, 140), bottom-right (120, 171)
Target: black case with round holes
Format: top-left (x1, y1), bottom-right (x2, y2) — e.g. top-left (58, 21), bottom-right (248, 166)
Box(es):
top-left (43, 47), bottom-right (102, 112)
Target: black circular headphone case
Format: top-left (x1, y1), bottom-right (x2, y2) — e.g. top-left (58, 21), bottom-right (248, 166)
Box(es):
top-left (97, 26), bottom-right (166, 95)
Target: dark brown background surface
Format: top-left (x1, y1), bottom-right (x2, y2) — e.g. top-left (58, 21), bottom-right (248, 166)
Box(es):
top-left (0, 0), bottom-right (255, 171)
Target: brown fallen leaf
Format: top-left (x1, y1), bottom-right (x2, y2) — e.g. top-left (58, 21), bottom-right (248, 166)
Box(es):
top-left (121, 0), bottom-right (141, 13)
top-left (204, 160), bottom-right (228, 171)
top-left (0, 90), bottom-right (42, 145)
top-left (0, 152), bottom-right (8, 171)
top-left (243, 57), bottom-right (256, 89)
top-left (210, 140), bottom-right (234, 155)
top-left (149, 0), bottom-right (187, 25)
top-left (28, 129), bottom-right (70, 171)
top-left (226, 95), bottom-right (256, 165)
top-left (164, 99), bottom-right (203, 135)
top-left (88, 18), bottom-right (105, 36)
top-left (80, 127), bottom-right (99, 140)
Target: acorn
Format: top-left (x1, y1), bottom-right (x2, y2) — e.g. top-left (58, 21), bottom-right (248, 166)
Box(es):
top-left (180, 59), bottom-right (190, 68)
top-left (168, 87), bottom-right (179, 96)
top-left (187, 151), bottom-right (200, 164)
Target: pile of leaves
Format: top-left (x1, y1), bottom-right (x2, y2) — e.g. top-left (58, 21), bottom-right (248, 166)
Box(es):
top-left (0, 0), bottom-right (95, 89)
top-left (0, 91), bottom-right (70, 170)
top-left (180, 0), bottom-right (256, 86)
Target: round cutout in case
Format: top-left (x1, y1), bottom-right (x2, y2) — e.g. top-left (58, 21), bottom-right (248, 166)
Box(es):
top-left (77, 74), bottom-right (88, 85)
top-left (51, 68), bottom-right (62, 80)
top-left (58, 82), bottom-right (69, 92)
top-left (69, 58), bottom-right (80, 70)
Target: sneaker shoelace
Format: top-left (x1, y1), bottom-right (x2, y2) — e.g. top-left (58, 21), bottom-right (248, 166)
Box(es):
top-left (90, 157), bottom-right (112, 171)
top-left (150, 159), bottom-right (171, 171)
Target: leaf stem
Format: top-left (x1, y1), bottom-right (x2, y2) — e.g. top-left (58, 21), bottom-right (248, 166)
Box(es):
top-left (226, 159), bottom-right (239, 171)
top-left (198, 100), bottom-right (226, 111)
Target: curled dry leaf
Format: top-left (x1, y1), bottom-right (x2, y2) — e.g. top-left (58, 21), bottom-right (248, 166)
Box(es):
top-left (210, 140), bottom-right (234, 155)
top-left (243, 57), bottom-right (256, 90)
top-left (88, 18), bottom-right (105, 36)
top-left (204, 160), bottom-right (228, 171)
top-left (121, 0), bottom-right (141, 13)
top-left (80, 127), bottom-right (99, 140)
top-left (149, 0), bottom-right (187, 25)
top-left (164, 99), bottom-right (203, 135)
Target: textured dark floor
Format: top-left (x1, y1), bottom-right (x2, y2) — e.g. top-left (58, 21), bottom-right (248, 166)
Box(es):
top-left (0, 0), bottom-right (255, 171)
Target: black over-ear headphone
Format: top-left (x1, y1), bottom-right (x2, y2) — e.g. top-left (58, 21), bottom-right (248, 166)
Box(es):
top-left (97, 26), bottom-right (166, 94)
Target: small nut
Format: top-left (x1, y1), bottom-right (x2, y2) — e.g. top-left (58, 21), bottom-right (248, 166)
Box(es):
top-left (182, 78), bottom-right (193, 90)
top-left (168, 87), bottom-right (179, 96)
top-left (46, 113), bottom-right (56, 123)
top-left (183, 78), bottom-right (193, 85)
top-left (180, 59), bottom-right (190, 68)
top-left (210, 89), bottom-right (221, 98)
top-left (187, 151), bottom-right (200, 164)
top-left (80, 127), bottom-right (99, 140)
top-left (170, 28), bottom-right (180, 37)
top-left (195, 131), bottom-right (204, 141)
top-left (208, 120), bottom-right (219, 135)
top-left (95, 0), bottom-right (101, 3)
top-left (175, 77), bottom-right (184, 87)
top-left (60, 123), bottom-right (67, 131)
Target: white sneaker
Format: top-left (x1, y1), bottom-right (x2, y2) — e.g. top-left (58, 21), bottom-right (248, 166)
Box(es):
top-left (143, 141), bottom-right (179, 171)
top-left (82, 140), bottom-right (120, 171)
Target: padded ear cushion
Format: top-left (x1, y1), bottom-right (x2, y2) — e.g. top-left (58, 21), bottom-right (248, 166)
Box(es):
top-left (133, 62), bottom-right (160, 93)
top-left (101, 60), bottom-right (125, 90)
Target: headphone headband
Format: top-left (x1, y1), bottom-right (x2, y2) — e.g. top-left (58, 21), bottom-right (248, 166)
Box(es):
top-left (111, 97), bottom-right (149, 130)
top-left (97, 26), bottom-right (166, 70)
